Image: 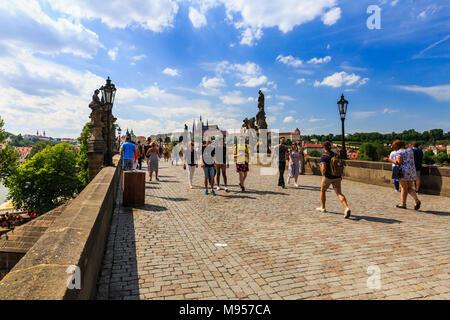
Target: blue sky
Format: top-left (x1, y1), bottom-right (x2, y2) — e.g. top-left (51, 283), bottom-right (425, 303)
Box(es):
top-left (0, 0), bottom-right (449, 138)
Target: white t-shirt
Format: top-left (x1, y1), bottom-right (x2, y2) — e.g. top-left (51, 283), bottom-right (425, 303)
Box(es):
top-left (389, 151), bottom-right (398, 168)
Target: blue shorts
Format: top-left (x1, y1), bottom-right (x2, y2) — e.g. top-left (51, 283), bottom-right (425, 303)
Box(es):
top-left (203, 166), bottom-right (215, 178)
top-left (122, 158), bottom-right (133, 170)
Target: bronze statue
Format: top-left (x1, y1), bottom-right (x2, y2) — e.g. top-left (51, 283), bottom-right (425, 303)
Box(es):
top-left (248, 117), bottom-right (257, 130)
top-left (242, 117), bottom-right (249, 129)
top-left (256, 90), bottom-right (268, 130)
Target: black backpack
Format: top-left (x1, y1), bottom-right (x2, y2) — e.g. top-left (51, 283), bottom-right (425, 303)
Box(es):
top-left (142, 145), bottom-right (149, 157)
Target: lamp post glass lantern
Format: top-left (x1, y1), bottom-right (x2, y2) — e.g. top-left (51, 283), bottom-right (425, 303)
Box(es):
top-left (100, 77), bottom-right (117, 166)
top-left (337, 94), bottom-right (348, 159)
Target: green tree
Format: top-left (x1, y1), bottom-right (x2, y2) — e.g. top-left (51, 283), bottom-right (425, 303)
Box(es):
top-left (358, 142), bottom-right (378, 161)
top-left (308, 150), bottom-right (322, 157)
top-left (434, 152), bottom-right (448, 164)
top-left (375, 143), bottom-right (390, 161)
top-left (29, 140), bottom-right (53, 158)
top-left (423, 149), bottom-right (435, 165)
top-left (77, 122), bottom-right (90, 189)
top-left (0, 117), bottom-right (19, 182)
top-left (5, 143), bottom-right (79, 214)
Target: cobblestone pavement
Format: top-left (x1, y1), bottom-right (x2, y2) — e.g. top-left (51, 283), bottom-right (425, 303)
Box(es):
top-left (97, 162), bottom-right (450, 300)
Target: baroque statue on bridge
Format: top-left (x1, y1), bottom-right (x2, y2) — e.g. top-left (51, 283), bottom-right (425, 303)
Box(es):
top-left (256, 90), bottom-right (268, 130)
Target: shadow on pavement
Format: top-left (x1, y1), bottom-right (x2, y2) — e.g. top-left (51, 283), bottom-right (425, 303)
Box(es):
top-left (105, 206), bottom-right (140, 300)
top-left (137, 204), bottom-right (168, 212)
top-left (217, 194), bottom-right (257, 200)
top-left (244, 189), bottom-right (288, 196)
top-left (421, 210), bottom-right (450, 217)
top-left (297, 185), bottom-right (322, 192)
top-left (350, 215), bottom-right (402, 224)
top-left (147, 196), bottom-right (188, 202)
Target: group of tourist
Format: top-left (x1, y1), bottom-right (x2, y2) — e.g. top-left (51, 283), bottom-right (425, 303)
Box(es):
top-left (384, 140), bottom-right (423, 210)
top-left (0, 212), bottom-right (35, 230)
top-left (120, 134), bottom-right (425, 219)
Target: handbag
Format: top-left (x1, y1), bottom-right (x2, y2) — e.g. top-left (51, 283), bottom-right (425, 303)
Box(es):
top-left (392, 162), bottom-right (403, 179)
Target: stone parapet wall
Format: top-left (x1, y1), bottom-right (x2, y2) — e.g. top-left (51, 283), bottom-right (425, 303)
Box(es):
top-left (304, 157), bottom-right (450, 197)
top-left (0, 155), bottom-right (122, 299)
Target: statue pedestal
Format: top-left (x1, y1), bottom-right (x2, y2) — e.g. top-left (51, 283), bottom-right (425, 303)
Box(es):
top-left (88, 139), bottom-right (106, 182)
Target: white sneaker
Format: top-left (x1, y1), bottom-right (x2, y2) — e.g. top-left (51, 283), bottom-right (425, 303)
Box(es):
top-left (216, 186), bottom-right (221, 190)
top-left (344, 208), bottom-right (351, 219)
top-left (316, 207), bottom-right (327, 213)
top-left (294, 183), bottom-right (299, 188)
top-left (189, 185), bottom-right (193, 189)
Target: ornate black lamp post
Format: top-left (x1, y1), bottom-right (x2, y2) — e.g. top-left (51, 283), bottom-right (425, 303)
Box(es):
top-left (337, 94), bottom-right (348, 159)
top-left (100, 77), bottom-right (116, 166)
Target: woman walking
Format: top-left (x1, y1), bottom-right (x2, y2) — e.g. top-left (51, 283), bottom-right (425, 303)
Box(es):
top-left (385, 140), bottom-right (421, 210)
top-left (146, 142), bottom-right (160, 181)
top-left (287, 142), bottom-right (300, 187)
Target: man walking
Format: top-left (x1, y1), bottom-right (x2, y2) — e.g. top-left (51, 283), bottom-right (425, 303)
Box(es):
top-left (316, 141), bottom-right (351, 218)
top-left (120, 136), bottom-right (136, 171)
top-left (215, 138), bottom-right (229, 192)
top-left (183, 142), bottom-right (198, 189)
top-left (202, 138), bottom-right (216, 195)
top-left (234, 136), bottom-right (250, 191)
top-left (411, 142), bottom-right (423, 192)
top-left (272, 137), bottom-right (289, 188)
top-left (137, 141), bottom-right (144, 170)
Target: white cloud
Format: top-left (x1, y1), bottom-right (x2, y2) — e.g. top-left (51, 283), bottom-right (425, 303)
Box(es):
top-left (308, 118), bottom-right (326, 122)
top-left (276, 54), bottom-right (303, 67)
top-left (239, 27), bottom-right (263, 46)
top-left (296, 78), bottom-right (306, 85)
top-left (162, 67), bottom-right (179, 76)
top-left (307, 56), bottom-right (331, 64)
top-left (276, 95), bottom-right (295, 101)
top-left (283, 116), bottom-right (294, 123)
top-left (395, 84), bottom-right (450, 102)
top-left (108, 47), bottom-right (118, 61)
top-left (321, 7), bottom-right (341, 26)
top-left (0, 0), bottom-right (102, 58)
top-left (46, 0), bottom-right (179, 32)
top-left (200, 76), bottom-right (226, 89)
top-left (383, 108), bottom-right (398, 114)
top-left (189, 7), bottom-right (207, 28)
top-left (220, 91), bottom-right (248, 105)
top-left (0, 51), bottom-right (105, 138)
top-left (391, 0), bottom-right (399, 6)
top-left (236, 75), bottom-right (267, 87)
top-left (358, 77), bottom-right (369, 86)
top-left (314, 71), bottom-right (361, 88)
top-left (215, 61), bottom-right (268, 87)
top-left (132, 54), bottom-right (147, 61)
top-left (418, 5), bottom-right (441, 20)
top-left (222, 0), bottom-right (337, 45)
top-left (351, 111), bottom-right (377, 119)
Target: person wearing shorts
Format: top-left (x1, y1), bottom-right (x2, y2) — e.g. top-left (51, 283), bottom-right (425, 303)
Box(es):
top-left (120, 136), bottom-right (136, 171)
top-left (316, 141), bottom-right (351, 219)
top-left (202, 139), bottom-right (216, 195)
top-left (215, 139), bottom-right (229, 192)
top-left (234, 136), bottom-right (250, 192)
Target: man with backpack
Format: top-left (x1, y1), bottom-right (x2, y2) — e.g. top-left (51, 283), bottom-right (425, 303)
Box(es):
top-left (316, 141), bottom-right (351, 219)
